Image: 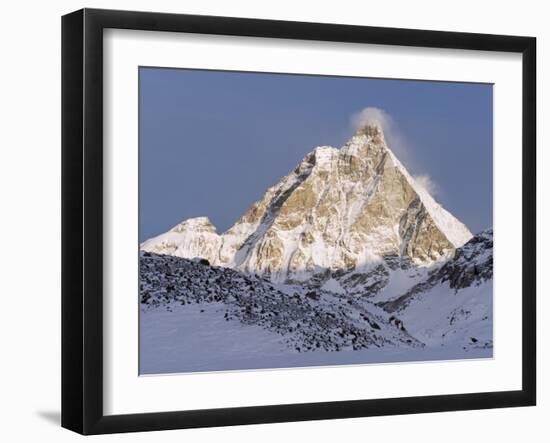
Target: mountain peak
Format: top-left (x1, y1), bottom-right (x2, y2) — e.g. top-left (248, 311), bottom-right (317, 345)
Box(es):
top-left (354, 120), bottom-right (385, 138)
top-left (142, 120), bottom-right (473, 282)
top-left (170, 216), bottom-right (218, 234)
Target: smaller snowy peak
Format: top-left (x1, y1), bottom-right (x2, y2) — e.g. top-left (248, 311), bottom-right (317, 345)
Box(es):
top-left (141, 216), bottom-right (222, 264)
top-left (170, 216), bottom-right (218, 234)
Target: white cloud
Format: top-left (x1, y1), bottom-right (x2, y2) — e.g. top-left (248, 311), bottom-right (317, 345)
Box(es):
top-left (413, 174), bottom-right (440, 197)
top-left (351, 107), bottom-right (393, 133)
top-left (350, 107), bottom-right (408, 166)
top-left (350, 107), bottom-right (441, 200)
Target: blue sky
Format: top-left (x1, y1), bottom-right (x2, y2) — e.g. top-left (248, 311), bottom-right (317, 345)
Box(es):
top-left (139, 67), bottom-right (492, 242)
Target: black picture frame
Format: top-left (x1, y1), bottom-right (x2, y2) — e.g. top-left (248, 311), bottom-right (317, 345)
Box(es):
top-left (61, 8), bottom-right (536, 435)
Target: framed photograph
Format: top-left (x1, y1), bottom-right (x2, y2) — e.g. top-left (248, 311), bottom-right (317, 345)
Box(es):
top-left (61, 8), bottom-right (536, 435)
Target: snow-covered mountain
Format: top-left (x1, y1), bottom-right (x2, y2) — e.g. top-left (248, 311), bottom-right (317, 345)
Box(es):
top-left (141, 122), bottom-right (472, 283)
top-left (139, 120), bottom-right (491, 373)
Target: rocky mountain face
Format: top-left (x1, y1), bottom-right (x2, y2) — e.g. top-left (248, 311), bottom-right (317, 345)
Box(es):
top-left (141, 122), bottom-right (472, 283)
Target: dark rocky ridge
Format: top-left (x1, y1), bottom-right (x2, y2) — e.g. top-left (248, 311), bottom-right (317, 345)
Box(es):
top-left (380, 230), bottom-right (493, 313)
top-left (140, 251), bottom-right (423, 352)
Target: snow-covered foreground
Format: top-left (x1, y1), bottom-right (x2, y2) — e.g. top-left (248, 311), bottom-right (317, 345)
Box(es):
top-left (140, 303), bottom-right (287, 374)
top-left (396, 281), bottom-right (493, 348)
top-left (139, 230), bottom-right (493, 374)
top-left (140, 302), bottom-right (491, 375)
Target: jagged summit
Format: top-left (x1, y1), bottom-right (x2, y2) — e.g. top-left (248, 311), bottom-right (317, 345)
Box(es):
top-left (142, 216), bottom-right (221, 264)
top-left (354, 120), bottom-right (385, 138)
top-left (141, 122), bottom-right (473, 282)
top-left (170, 216), bottom-right (218, 234)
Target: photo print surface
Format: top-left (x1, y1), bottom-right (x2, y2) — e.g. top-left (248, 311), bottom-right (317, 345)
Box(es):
top-left (138, 67), bottom-right (493, 375)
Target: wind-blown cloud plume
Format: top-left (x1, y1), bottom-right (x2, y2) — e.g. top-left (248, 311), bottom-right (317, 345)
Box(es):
top-left (351, 107), bottom-right (441, 199)
top-left (351, 107), bottom-right (393, 133)
top-left (413, 174), bottom-right (440, 197)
